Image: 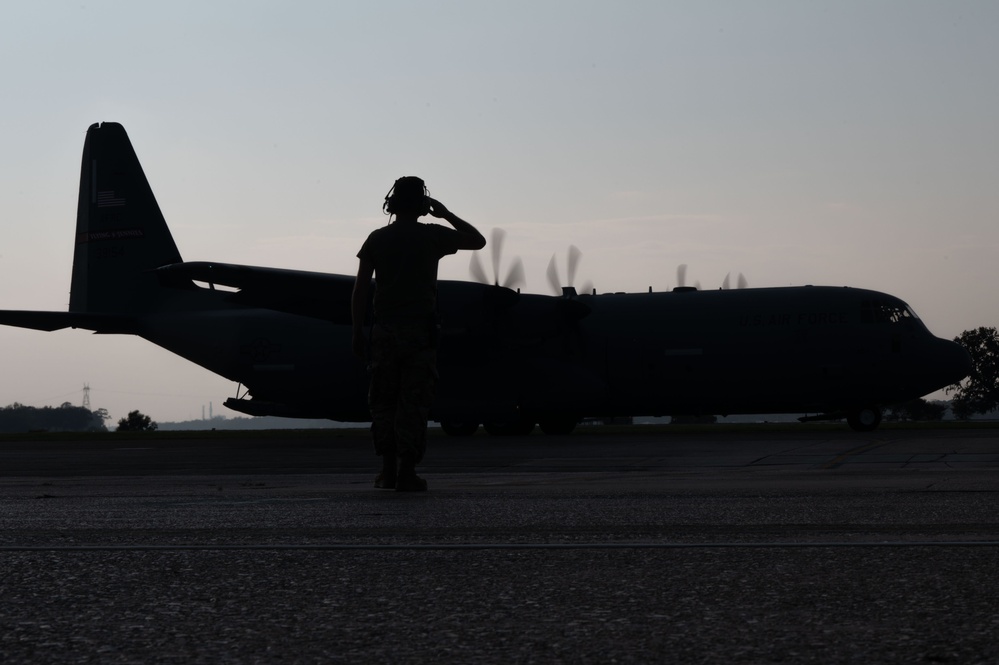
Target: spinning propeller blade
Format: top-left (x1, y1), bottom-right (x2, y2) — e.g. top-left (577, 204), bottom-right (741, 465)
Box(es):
top-left (567, 245), bottom-right (581, 287)
top-left (468, 227), bottom-right (525, 290)
top-left (721, 271), bottom-right (748, 290)
top-left (490, 228), bottom-right (505, 284)
top-left (546, 255), bottom-right (561, 296)
top-left (469, 252), bottom-right (489, 284)
top-left (503, 257), bottom-right (526, 290)
top-left (547, 245), bottom-right (590, 296)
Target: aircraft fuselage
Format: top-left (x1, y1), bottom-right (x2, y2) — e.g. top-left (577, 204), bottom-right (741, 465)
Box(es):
top-left (133, 275), bottom-right (969, 429)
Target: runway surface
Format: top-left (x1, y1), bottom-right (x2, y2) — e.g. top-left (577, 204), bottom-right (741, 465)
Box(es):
top-left (1, 425), bottom-right (998, 663)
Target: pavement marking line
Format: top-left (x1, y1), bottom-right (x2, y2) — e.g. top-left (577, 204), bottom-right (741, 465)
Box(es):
top-left (820, 439), bottom-right (890, 469)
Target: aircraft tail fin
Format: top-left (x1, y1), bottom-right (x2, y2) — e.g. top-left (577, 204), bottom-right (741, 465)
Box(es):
top-left (69, 122), bottom-right (183, 314)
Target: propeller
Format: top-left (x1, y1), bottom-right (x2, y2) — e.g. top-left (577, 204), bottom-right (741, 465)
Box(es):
top-left (675, 264), bottom-right (700, 291)
top-left (547, 244), bottom-right (591, 296)
top-left (721, 272), bottom-right (749, 290)
top-left (545, 255), bottom-right (561, 296)
top-left (469, 228), bottom-right (526, 290)
top-left (469, 253), bottom-right (489, 284)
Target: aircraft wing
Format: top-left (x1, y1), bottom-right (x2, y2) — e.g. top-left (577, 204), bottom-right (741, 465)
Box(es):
top-left (156, 261), bottom-right (352, 292)
top-left (156, 262), bottom-right (359, 323)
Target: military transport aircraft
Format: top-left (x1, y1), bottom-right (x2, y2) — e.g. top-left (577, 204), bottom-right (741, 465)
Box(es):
top-left (0, 123), bottom-right (972, 433)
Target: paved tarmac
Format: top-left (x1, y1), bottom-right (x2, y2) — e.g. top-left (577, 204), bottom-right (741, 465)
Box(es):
top-left (1, 425), bottom-right (998, 664)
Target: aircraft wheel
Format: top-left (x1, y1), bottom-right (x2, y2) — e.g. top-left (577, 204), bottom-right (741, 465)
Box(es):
top-left (847, 407), bottom-right (882, 432)
top-left (512, 420), bottom-right (536, 435)
top-left (539, 414), bottom-right (579, 435)
top-left (440, 420), bottom-right (479, 437)
top-left (484, 417), bottom-right (535, 436)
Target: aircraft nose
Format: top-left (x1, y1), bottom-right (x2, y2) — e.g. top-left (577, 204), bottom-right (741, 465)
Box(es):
top-left (936, 338), bottom-right (972, 387)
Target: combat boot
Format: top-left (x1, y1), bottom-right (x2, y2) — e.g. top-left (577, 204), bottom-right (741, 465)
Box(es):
top-left (374, 453), bottom-right (397, 489)
top-left (395, 458), bottom-right (427, 492)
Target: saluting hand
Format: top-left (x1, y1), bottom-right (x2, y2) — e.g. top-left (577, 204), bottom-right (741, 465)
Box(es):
top-left (428, 198), bottom-right (451, 219)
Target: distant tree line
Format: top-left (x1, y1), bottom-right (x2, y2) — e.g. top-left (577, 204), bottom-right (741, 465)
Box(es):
top-left (0, 403), bottom-right (109, 433)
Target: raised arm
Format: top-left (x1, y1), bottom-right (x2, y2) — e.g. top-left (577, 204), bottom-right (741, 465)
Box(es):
top-left (428, 199), bottom-right (486, 250)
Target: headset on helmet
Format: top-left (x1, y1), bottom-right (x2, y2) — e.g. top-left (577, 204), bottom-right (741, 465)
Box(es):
top-left (384, 176), bottom-right (431, 216)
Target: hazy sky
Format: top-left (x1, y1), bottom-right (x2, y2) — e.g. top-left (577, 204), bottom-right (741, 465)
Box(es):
top-left (1, 1), bottom-right (997, 423)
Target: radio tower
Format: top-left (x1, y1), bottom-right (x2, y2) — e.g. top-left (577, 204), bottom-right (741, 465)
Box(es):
top-left (82, 384), bottom-right (91, 411)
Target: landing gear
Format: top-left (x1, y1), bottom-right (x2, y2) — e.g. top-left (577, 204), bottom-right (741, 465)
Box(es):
top-left (538, 413), bottom-right (579, 435)
top-left (483, 417), bottom-right (535, 436)
top-left (440, 420), bottom-right (479, 437)
top-left (847, 407), bottom-right (882, 432)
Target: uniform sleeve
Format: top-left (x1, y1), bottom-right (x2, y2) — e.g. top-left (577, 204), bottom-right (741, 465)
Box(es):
top-left (433, 225), bottom-right (461, 258)
top-left (357, 233), bottom-right (375, 262)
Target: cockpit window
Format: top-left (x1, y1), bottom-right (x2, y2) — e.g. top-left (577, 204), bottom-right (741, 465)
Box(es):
top-left (861, 299), bottom-right (919, 325)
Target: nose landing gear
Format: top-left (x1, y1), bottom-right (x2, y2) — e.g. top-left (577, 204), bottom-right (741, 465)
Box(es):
top-left (847, 407), bottom-right (882, 432)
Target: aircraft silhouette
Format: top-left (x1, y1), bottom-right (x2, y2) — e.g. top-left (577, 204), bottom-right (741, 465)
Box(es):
top-left (0, 123), bottom-right (972, 433)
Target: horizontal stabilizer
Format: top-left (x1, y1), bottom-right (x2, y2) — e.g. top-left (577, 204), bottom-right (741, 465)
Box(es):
top-left (0, 310), bottom-right (136, 333)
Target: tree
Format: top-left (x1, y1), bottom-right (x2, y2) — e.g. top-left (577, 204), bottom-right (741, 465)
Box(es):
top-left (91, 408), bottom-right (110, 432)
top-left (947, 326), bottom-right (999, 419)
top-left (116, 410), bottom-right (158, 432)
top-left (885, 398), bottom-right (947, 422)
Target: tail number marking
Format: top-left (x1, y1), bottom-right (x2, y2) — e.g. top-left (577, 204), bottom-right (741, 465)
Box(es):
top-left (95, 245), bottom-right (126, 260)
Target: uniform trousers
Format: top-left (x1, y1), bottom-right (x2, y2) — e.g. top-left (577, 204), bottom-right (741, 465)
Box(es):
top-left (367, 322), bottom-right (437, 464)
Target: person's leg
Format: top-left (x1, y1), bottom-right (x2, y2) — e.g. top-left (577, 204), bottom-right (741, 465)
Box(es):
top-left (368, 327), bottom-right (401, 488)
top-left (393, 341), bottom-right (436, 491)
